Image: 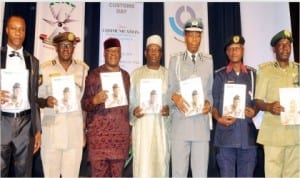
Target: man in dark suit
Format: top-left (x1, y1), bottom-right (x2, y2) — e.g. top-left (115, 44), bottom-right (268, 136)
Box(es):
top-left (0, 15), bottom-right (41, 177)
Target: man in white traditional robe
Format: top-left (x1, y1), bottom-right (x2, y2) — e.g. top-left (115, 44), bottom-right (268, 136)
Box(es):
top-left (130, 34), bottom-right (170, 178)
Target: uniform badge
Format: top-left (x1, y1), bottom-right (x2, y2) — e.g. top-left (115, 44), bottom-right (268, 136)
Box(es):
top-left (284, 30), bottom-right (291, 38)
top-left (233, 36), bottom-right (240, 43)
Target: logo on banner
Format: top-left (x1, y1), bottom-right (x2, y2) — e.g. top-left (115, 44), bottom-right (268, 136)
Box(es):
top-left (39, 2), bottom-right (79, 46)
top-left (168, 5), bottom-right (196, 38)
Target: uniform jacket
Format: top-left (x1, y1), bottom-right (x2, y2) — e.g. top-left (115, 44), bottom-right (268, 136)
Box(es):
top-left (212, 64), bottom-right (257, 148)
top-left (1, 47), bottom-right (41, 135)
top-left (167, 51), bottom-right (213, 141)
top-left (38, 58), bottom-right (89, 149)
top-left (255, 61), bottom-right (300, 146)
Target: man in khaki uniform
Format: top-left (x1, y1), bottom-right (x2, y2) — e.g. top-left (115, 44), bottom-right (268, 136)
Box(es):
top-left (38, 32), bottom-right (89, 177)
top-left (255, 30), bottom-right (299, 177)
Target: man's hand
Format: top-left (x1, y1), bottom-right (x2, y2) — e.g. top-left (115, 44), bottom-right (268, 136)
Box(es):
top-left (92, 90), bottom-right (108, 105)
top-left (160, 105), bottom-right (169, 116)
top-left (201, 100), bottom-right (211, 114)
top-left (217, 116), bottom-right (237, 126)
top-left (46, 96), bottom-right (57, 108)
top-left (0, 90), bottom-right (10, 104)
top-left (133, 106), bottom-right (144, 118)
top-left (33, 131), bottom-right (41, 154)
top-left (267, 101), bottom-right (284, 115)
top-left (245, 107), bottom-right (256, 118)
top-left (171, 93), bottom-right (189, 113)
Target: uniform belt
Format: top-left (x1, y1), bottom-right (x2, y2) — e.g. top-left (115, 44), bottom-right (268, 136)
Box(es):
top-left (1, 109), bottom-right (31, 118)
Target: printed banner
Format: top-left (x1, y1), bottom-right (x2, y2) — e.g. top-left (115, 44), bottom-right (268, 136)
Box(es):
top-left (99, 2), bottom-right (144, 74)
top-left (34, 2), bottom-right (85, 63)
top-left (240, 2), bottom-right (293, 69)
top-left (164, 2), bottom-right (209, 68)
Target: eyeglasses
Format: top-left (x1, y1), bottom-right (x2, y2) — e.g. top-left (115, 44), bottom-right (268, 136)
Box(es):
top-left (58, 43), bottom-right (74, 49)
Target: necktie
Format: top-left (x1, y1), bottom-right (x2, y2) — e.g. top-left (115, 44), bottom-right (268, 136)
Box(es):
top-left (9, 51), bottom-right (21, 58)
top-left (191, 54), bottom-right (195, 64)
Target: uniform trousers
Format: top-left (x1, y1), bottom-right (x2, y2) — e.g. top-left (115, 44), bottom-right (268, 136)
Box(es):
top-left (172, 140), bottom-right (209, 177)
top-left (216, 147), bottom-right (257, 177)
top-left (264, 145), bottom-right (300, 177)
top-left (41, 147), bottom-right (82, 177)
top-left (1, 114), bottom-right (33, 177)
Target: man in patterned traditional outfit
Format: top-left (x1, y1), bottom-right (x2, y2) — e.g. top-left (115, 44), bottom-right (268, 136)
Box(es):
top-left (81, 37), bottom-right (130, 177)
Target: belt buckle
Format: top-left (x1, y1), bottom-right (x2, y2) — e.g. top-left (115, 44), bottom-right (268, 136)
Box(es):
top-left (13, 112), bottom-right (17, 118)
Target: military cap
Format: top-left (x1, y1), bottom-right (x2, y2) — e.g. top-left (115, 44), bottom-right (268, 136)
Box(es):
top-left (63, 87), bottom-right (70, 93)
top-left (192, 90), bottom-right (198, 96)
top-left (53, 32), bottom-right (80, 44)
top-left (233, 95), bottom-right (240, 100)
top-left (184, 18), bottom-right (203, 32)
top-left (150, 90), bottom-right (157, 95)
top-left (112, 83), bottom-right (119, 89)
top-left (224, 35), bottom-right (245, 50)
top-left (104, 37), bottom-right (121, 50)
top-left (13, 82), bottom-right (21, 89)
top-left (146, 35), bottom-right (162, 48)
top-left (270, 30), bottom-right (293, 47)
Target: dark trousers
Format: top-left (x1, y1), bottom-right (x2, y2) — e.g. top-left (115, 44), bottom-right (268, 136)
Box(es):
top-left (216, 147), bottom-right (257, 177)
top-left (1, 114), bottom-right (34, 177)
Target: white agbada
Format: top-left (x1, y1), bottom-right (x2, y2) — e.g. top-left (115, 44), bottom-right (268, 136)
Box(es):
top-left (130, 65), bottom-right (171, 178)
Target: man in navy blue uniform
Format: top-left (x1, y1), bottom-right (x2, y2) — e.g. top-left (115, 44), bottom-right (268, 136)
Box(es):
top-left (212, 35), bottom-right (258, 177)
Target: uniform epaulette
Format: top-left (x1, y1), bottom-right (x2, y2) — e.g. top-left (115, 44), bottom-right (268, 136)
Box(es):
top-left (214, 66), bottom-right (226, 73)
top-left (258, 61), bottom-right (273, 69)
top-left (200, 53), bottom-right (212, 60)
top-left (74, 59), bottom-right (89, 70)
top-left (41, 60), bottom-right (56, 68)
top-left (245, 65), bottom-right (257, 72)
top-left (292, 61), bottom-right (300, 67)
top-left (170, 51), bottom-right (184, 57)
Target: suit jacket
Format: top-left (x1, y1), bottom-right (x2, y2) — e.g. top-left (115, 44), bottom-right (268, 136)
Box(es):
top-left (1, 47), bottom-right (41, 135)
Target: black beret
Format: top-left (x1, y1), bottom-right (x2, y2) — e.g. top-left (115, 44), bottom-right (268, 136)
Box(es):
top-left (150, 90), bottom-right (157, 95)
top-left (192, 90), bottom-right (198, 96)
top-left (233, 95), bottom-right (240, 100)
top-left (13, 82), bottom-right (21, 89)
top-left (112, 83), bottom-right (119, 89)
top-left (270, 30), bottom-right (293, 47)
top-left (53, 32), bottom-right (80, 44)
top-left (224, 35), bottom-right (245, 50)
top-left (63, 87), bottom-right (70, 93)
top-left (104, 37), bottom-right (121, 50)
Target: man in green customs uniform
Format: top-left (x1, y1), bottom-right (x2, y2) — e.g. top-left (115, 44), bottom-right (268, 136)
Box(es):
top-left (255, 29), bottom-right (299, 177)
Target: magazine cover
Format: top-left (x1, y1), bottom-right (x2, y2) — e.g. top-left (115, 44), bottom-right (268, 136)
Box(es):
top-left (51, 75), bottom-right (78, 113)
top-left (180, 77), bottom-right (204, 117)
top-left (100, 72), bottom-right (128, 108)
top-left (280, 88), bottom-right (300, 125)
top-left (222, 84), bottom-right (246, 119)
top-left (140, 78), bottom-right (162, 114)
top-left (0, 69), bottom-right (29, 111)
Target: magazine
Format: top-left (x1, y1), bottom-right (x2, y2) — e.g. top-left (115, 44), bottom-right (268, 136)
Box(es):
top-left (51, 75), bottom-right (78, 113)
top-left (222, 84), bottom-right (246, 119)
top-left (180, 77), bottom-right (204, 117)
top-left (0, 69), bottom-right (29, 111)
top-left (100, 72), bottom-right (128, 108)
top-left (279, 88), bottom-right (300, 125)
top-left (140, 78), bottom-right (162, 114)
